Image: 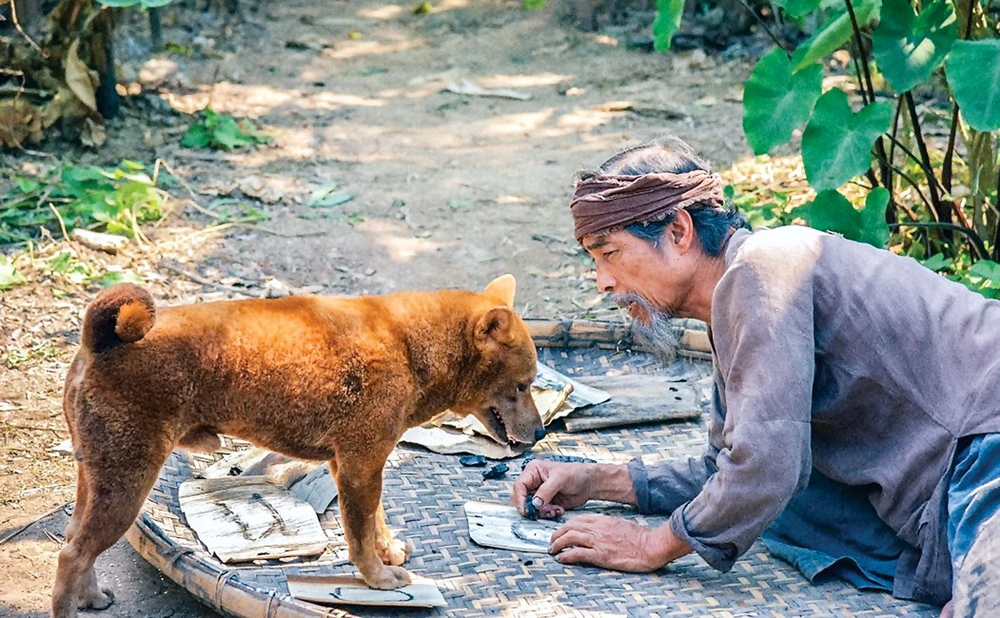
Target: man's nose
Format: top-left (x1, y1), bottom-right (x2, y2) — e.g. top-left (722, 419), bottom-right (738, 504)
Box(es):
top-left (595, 265), bottom-right (615, 293)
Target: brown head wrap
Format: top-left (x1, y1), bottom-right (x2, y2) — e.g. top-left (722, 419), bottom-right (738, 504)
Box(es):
top-left (570, 170), bottom-right (725, 241)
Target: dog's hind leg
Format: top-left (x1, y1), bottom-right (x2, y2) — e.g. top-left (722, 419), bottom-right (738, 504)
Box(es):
top-left (334, 448), bottom-right (411, 590)
top-left (52, 434), bottom-right (171, 618)
top-left (64, 461), bottom-right (88, 545)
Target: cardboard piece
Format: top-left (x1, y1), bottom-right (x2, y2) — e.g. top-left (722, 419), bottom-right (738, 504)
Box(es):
top-left (178, 477), bottom-right (328, 562)
top-left (286, 574), bottom-right (447, 608)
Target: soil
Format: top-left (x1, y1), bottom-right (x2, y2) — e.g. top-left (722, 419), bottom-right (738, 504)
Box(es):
top-left (0, 0), bottom-right (789, 615)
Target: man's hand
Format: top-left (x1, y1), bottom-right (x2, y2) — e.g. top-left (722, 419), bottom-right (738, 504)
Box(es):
top-left (548, 515), bottom-right (692, 572)
top-left (511, 460), bottom-right (594, 519)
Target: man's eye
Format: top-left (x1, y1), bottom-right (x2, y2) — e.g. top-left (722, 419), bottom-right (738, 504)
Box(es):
top-left (517, 384), bottom-right (529, 392)
top-left (603, 249), bottom-right (618, 259)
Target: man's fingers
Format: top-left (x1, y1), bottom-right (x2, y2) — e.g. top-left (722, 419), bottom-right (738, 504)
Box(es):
top-left (554, 546), bottom-right (598, 565)
top-left (511, 462), bottom-right (545, 515)
top-left (549, 528), bottom-right (595, 555)
top-left (539, 505), bottom-right (564, 519)
top-left (511, 481), bottom-right (527, 515)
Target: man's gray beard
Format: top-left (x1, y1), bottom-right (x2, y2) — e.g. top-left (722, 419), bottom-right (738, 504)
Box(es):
top-left (614, 293), bottom-right (678, 362)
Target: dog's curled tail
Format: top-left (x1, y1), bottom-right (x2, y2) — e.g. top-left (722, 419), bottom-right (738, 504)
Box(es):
top-left (82, 283), bottom-right (156, 353)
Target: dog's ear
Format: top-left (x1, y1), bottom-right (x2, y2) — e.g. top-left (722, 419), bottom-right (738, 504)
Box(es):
top-left (475, 306), bottom-right (516, 351)
top-left (484, 274), bottom-right (516, 307)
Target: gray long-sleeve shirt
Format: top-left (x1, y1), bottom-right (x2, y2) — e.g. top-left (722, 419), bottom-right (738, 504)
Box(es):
top-left (629, 226), bottom-right (1000, 604)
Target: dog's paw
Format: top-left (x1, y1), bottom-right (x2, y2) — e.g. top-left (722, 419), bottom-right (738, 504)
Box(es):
top-left (78, 586), bottom-right (114, 610)
top-left (365, 565), bottom-right (411, 590)
top-left (376, 537), bottom-right (412, 566)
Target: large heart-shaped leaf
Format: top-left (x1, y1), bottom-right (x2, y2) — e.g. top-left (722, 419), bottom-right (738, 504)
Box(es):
top-left (743, 48), bottom-right (824, 155)
top-left (791, 0), bottom-right (880, 72)
top-left (872, 0), bottom-right (956, 94)
top-left (804, 189), bottom-right (860, 239)
top-left (652, 0), bottom-right (684, 52)
top-left (773, 0), bottom-right (823, 18)
top-left (859, 187), bottom-right (891, 247)
top-left (801, 89), bottom-right (893, 191)
top-left (946, 40), bottom-right (1000, 132)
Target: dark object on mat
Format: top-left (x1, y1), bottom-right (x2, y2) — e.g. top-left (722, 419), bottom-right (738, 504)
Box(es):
top-left (524, 496), bottom-right (540, 520)
top-left (460, 455), bottom-right (488, 467)
top-left (534, 427), bottom-right (547, 442)
top-left (482, 463), bottom-right (509, 480)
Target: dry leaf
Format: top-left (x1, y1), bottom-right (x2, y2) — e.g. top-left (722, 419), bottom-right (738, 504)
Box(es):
top-left (80, 117), bottom-right (106, 147)
top-left (0, 99), bottom-right (39, 147)
top-left (445, 79), bottom-right (533, 101)
top-left (65, 40), bottom-right (99, 113)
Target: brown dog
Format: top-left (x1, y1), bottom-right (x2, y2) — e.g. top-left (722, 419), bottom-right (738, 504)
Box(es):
top-left (53, 275), bottom-right (542, 618)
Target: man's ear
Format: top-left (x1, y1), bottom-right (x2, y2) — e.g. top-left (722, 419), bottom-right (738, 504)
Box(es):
top-left (670, 209), bottom-right (696, 254)
top-left (484, 274), bottom-right (516, 307)
top-left (475, 307), bottom-right (515, 351)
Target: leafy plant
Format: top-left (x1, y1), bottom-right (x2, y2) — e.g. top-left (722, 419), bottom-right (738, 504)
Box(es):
top-left (0, 161), bottom-right (167, 245)
top-left (181, 108), bottom-right (272, 151)
top-left (709, 0), bottom-right (1000, 297)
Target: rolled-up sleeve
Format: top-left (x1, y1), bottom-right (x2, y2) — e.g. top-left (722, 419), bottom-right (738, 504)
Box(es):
top-left (668, 244), bottom-right (817, 572)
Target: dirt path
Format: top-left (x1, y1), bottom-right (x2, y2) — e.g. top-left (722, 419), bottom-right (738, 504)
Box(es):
top-left (0, 0), bottom-right (757, 614)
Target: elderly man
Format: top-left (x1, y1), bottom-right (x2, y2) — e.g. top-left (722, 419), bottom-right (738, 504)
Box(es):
top-left (512, 137), bottom-right (999, 617)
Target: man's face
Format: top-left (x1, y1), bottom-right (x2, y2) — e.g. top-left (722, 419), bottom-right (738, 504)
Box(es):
top-left (582, 227), bottom-right (693, 358)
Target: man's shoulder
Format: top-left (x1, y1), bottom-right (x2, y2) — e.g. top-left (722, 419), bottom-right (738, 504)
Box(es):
top-left (727, 225), bottom-right (827, 271)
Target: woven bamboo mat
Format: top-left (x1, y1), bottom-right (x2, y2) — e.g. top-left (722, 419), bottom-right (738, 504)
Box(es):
top-left (128, 329), bottom-right (940, 618)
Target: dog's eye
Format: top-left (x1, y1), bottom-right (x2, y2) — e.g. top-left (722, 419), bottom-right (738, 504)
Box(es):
top-left (517, 383), bottom-right (529, 393)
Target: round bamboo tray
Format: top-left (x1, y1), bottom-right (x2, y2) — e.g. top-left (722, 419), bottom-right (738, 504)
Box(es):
top-left (126, 319), bottom-right (936, 618)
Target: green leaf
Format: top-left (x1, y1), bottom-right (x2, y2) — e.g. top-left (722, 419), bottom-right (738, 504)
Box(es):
top-left (120, 159), bottom-right (146, 171)
top-left (773, 0), bottom-right (823, 18)
top-left (141, 0), bottom-right (176, 7)
top-left (0, 257), bottom-right (27, 290)
top-left (652, 0), bottom-right (684, 52)
top-left (804, 189), bottom-right (861, 239)
top-left (307, 183), bottom-right (342, 206)
top-left (871, 0), bottom-right (956, 94)
top-left (14, 177), bottom-right (40, 194)
top-left (921, 253), bottom-right (952, 272)
top-left (47, 250), bottom-right (75, 273)
top-left (946, 40), bottom-right (1000, 132)
top-left (801, 89), bottom-right (893, 191)
top-left (310, 193), bottom-right (355, 208)
top-left (96, 0), bottom-right (142, 6)
top-left (968, 260), bottom-right (1000, 283)
top-left (181, 124), bottom-right (212, 149)
top-left (94, 268), bottom-right (143, 288)
top-left (743, 48), bottom-right (824, 155)
top-left (523, 0), bottom-right (546, 8)
top-left (859, 187), bottom-right (890, 247)
top-left (791, 0), bottom-right (880, 71)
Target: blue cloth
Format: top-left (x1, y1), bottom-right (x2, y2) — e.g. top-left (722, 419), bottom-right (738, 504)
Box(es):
top-left (947, 433), bottom-right (1000, 617)
top-left (762, 469), bottom-right (905, 592)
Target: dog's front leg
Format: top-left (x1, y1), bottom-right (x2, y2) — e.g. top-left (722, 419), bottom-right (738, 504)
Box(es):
top-left (374, 501), bottom-right (411, 566)
top-left (335, 454), bottom-right (411, 589)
